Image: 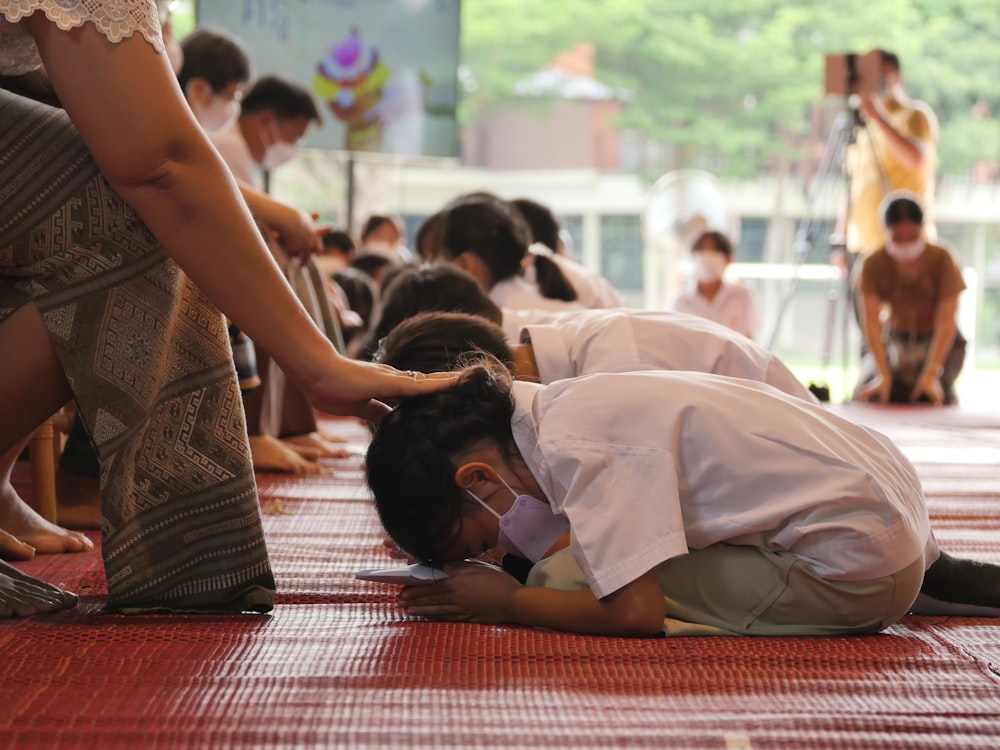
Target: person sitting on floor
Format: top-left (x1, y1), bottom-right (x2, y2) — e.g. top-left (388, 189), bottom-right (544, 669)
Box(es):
top-left (854, 193), bottom-right (966, 406)
top-left (374, 310), bottom-right (816, 403)
top-left (366, 362), bottom-right (1000, 637)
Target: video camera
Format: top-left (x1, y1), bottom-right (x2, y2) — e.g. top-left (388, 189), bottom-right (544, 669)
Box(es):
top-left (824, 51), bottom-right (883, 97)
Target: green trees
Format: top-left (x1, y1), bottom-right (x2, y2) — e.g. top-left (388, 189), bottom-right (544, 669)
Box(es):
top-left (460, 0), bottom-right (1000, 177)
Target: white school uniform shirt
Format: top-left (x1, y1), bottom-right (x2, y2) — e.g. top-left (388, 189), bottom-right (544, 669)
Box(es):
top-left (488, 276), bottom-right (584, 317)
top-left (519, 309), bottom-right (816, 402)
top-left (510, 372), bottom-right (931, 600)
top-left (673, 281), bottom-right (761, 339)
top-left (499, 307), bottom-right (564, 342)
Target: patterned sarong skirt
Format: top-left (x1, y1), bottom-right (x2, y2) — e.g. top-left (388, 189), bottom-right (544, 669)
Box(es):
top-left (0, 89), bottom-right (275, 613)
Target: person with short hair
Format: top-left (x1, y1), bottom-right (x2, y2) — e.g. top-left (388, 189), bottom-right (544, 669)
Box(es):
top-left (672, 231), bottom-right (761, 339)
top-left (177, 27), bottom-right (249, 133)
top-left (854, 193), bottom-right (966, 405)
top-left (211, 74), bottom-right (321, 187)
top-left (359, 214), bottom-right (411, 261)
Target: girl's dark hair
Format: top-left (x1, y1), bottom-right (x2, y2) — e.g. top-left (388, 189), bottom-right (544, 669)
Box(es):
top-left (441, 196), bottom-right (528, 284)
top-left (529, 247), bottom-right (578, 302)
top-left (414, 210), bottom-right (448, 261)
top-left (332, 268), bottom-right (377, 327)
top-left (366, 362), bottom-right (516, 564)
top-left (692, 230), bottom-right (733, 258)
top-left (361, 214), bottom-right (401, 243)
top-left (375, 312), bottom-right (514, 374)
top-left (442, 195), bottom-right (577, 301)
top-left (363, 264), bottom-right (503, 358)
top-left (510, 197), bottom-right (561, 253)
top-left (350, 252), bottom-right (396, 280)
top-left (883, 196), bottom-right (924, 227)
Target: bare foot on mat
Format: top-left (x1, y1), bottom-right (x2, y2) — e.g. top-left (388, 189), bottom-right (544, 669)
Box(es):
top-left (0, 528), bottom-right (35, 561)
top-left (0, 560), bottom-right (78, 617)
top-left (249, 435), bottom-right (324, 474)
top-left (0, 479), bottom-right (93, 554)
top-left (282, 432), bottom-right (350, 458)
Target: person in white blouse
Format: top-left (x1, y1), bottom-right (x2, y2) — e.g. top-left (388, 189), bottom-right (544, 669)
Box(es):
top-left (376, 309), bottom-right (816, 404)
top-left (367, 363), bottom-right (1000, 637)
top-left (673, 231), bottom-right (761, 339)
top-left (0, 0), bottom-right (454, 617)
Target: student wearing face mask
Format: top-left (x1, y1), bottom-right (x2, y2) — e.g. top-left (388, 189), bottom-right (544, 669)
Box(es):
top-left (854, 194), bottom-right (966, 406)
top-left (672, 231), bottom-right (761, 339)
top-left (367, 362), bottom-right (1000, 637)
top-left (210, 75), bottom-right (321, 188)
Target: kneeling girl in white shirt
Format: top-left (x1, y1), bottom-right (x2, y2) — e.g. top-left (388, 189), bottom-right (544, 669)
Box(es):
top-left (367, 363), bottom-right (1000, 637)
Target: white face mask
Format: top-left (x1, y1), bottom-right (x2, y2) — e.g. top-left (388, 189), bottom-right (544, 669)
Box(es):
top-left (363, 240), bottom-right (397, 259)
top-left (193, 96), bottom-right (239, 135)
top-left (262, 140), bottom-right (298, 170)
top-left (886, 239), bottom-right (926, 263)
top-left (466, 475), bottom-right (569, 563)
top-left (693, 250), bottom-right (727, 283)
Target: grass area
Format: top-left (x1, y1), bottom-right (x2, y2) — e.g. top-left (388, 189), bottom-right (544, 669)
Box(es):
top-left (786, 360), bottom-right (998, 406)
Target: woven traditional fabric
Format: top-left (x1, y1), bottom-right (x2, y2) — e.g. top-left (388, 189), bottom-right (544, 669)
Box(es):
top-left (0, 90), bottom-right (274, 612)
top-left (2, 408), bottom-right (1000, 748)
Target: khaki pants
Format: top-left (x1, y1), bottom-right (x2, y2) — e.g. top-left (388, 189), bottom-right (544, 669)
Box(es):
top-left (527, 544), bottom-right (927, 637)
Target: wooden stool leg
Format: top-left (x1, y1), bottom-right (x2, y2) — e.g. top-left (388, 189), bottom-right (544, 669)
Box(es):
top-left (30, 420), bottom-right (58, 524)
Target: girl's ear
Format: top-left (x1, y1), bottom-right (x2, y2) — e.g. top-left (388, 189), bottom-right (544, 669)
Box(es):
top-left (452, 252), bottom-right (491, 289)
top-left (184, 77), bottom-right (212, 106)
top-left (454, 461), bottom-right (500, 499)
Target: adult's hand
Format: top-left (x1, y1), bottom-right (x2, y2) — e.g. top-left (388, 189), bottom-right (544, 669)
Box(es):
top-left (910, 369), bottom-right (945, 406)
top-left (269, 204), bottom-right (330, 260)
top-left (857, 373), bottom-right (892, 404)
top-left (300, 356), bottom-right (458, 423)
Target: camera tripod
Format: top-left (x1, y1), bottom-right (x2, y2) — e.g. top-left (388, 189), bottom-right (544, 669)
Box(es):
top-left (765, 101), bottom-right (885, 401)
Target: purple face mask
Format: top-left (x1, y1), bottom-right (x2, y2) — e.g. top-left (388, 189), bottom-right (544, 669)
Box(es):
top-left (466, 475), bottom-right (569, 562)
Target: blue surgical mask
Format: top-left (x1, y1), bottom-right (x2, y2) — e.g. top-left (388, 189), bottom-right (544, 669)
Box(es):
top-left (466, 475), bottom-right (569, 563)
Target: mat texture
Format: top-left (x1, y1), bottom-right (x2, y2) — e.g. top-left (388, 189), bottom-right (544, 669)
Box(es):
top-left (3, 406), bottom-right (1000, 749)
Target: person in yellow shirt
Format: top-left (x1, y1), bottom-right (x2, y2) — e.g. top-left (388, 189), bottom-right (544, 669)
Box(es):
top-left (845, 49), bottom-right (939, 259)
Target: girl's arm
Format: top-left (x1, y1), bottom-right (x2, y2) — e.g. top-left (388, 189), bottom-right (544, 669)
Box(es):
top-left (26, 15), bottom-right (453, 419)
top-left (856, 293), bottom-right (892, 403)
top-left (910, 293), bottom-right (959, 405)
top-left (399, 564), bottom-right (666, 637)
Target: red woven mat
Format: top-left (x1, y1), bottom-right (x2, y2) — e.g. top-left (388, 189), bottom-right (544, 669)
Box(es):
top-left (3, 410), bottom-right (1000, 749)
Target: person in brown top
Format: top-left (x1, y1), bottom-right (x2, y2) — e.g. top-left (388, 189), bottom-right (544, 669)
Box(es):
top-left (854, 193), bottom-right (966, 405)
